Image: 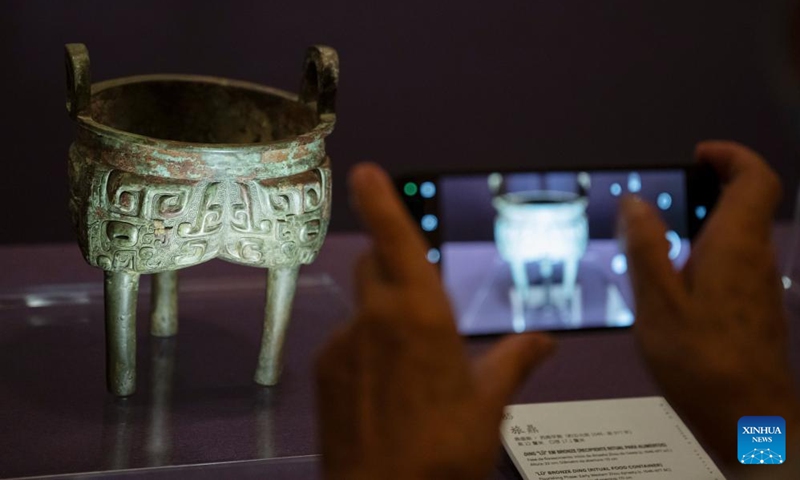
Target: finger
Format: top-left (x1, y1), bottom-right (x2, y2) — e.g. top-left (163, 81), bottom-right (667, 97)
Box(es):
top-left (474, 333), bottom-right (556, 408)
top-left (694, 141), bottom-right (782, 238)
top-left (349, 163), bottom-right (435, 285)
top-left (354, 251), bottom-right (399, 320)
top-left (354, 250), bottom-right (386, 302)
top-left (617, 196), bottom-right (686, 316)
top-left (314, 327), bottom-right (366, 467)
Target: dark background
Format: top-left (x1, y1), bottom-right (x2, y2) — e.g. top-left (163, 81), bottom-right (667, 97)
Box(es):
top-left (2, 0), bottom-right (800, 245)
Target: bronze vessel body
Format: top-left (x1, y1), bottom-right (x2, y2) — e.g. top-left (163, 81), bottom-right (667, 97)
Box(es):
top-left (65, 44), bottom-right (338, 396)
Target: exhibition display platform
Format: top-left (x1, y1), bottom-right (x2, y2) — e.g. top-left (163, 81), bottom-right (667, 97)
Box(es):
top-left (0, 229), bottom-right (798, 479)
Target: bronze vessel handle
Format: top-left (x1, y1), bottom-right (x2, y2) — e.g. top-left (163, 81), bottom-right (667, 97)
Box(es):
top-left (299, 45), bottom-right (338, 118)
top-left (65, 43), bottom-right (91, 120)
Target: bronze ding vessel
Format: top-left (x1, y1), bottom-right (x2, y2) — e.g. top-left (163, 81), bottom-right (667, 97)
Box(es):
top-left (65, 43), bottom-right (337, 396)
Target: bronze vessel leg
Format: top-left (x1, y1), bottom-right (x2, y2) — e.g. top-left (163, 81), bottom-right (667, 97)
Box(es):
top-left (104, 271), bottom-right (140, 396)
top-left (150, 271), bottom-right (178, 337)
top-left (255, 266), bottom-right (300, 386)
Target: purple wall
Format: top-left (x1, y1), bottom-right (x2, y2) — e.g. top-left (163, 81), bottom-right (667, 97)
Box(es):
top-left (1, 0), bottom-right (799, 244)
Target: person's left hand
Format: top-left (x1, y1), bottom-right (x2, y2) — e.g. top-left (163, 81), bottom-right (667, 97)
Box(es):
top-left (315, 163), bottom-right (556, 480)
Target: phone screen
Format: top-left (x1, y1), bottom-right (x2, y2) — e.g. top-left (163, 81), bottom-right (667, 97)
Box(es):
top-left (402, 169), bottom-right (712, 335)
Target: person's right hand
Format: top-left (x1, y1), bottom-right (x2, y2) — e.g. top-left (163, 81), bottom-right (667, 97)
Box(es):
top-left (315, 163), bottom-right (555, 480)
top-left (619, 141), bottom-right (800, 464)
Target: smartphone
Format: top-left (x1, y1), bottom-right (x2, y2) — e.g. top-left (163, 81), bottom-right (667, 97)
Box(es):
top-left (397, 165), bottom-right (720, 336)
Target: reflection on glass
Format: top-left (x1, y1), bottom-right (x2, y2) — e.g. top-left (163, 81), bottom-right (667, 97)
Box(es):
top-left (102, 397), bottom-right (134, 470)
top-left (145, 337), bottom-right (176, 466)
top-left (101, 338), bottom-right (177, 469)
top-left (256, 389), bottom-right (276, 458)
top-left (99, 334), bottom-right (280, 468)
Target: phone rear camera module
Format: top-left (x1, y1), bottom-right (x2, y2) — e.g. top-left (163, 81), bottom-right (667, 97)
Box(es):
top-left (695, 205), bottom-right (707, 219)
top-left (420, 181), bottom-right (436, 198)
top-left (421, 214), bottom-right (438, 232)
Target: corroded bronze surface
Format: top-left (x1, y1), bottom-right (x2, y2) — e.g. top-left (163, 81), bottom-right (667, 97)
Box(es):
top-left (65, 43), bottom-right (338, 396)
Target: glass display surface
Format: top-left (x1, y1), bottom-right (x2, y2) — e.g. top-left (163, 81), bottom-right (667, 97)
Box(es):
top-left (0, 271), bottom-right (349, 478)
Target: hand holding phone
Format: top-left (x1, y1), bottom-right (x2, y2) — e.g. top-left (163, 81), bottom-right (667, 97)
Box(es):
top-left (620, 141), bottom-right (800, 466)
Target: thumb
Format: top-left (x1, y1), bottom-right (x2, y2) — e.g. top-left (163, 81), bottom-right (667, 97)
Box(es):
top-left (474, 333), bottom-right (556, 408)
top-left (618, 196), bottom-right (684, 316)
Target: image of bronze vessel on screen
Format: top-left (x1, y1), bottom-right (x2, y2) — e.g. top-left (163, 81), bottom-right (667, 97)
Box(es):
top-left (65, 43), bottom-right (338, 396)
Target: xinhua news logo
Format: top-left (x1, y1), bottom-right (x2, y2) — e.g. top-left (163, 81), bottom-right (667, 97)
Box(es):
top-left (738, 416), bottom-right (786, 465)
